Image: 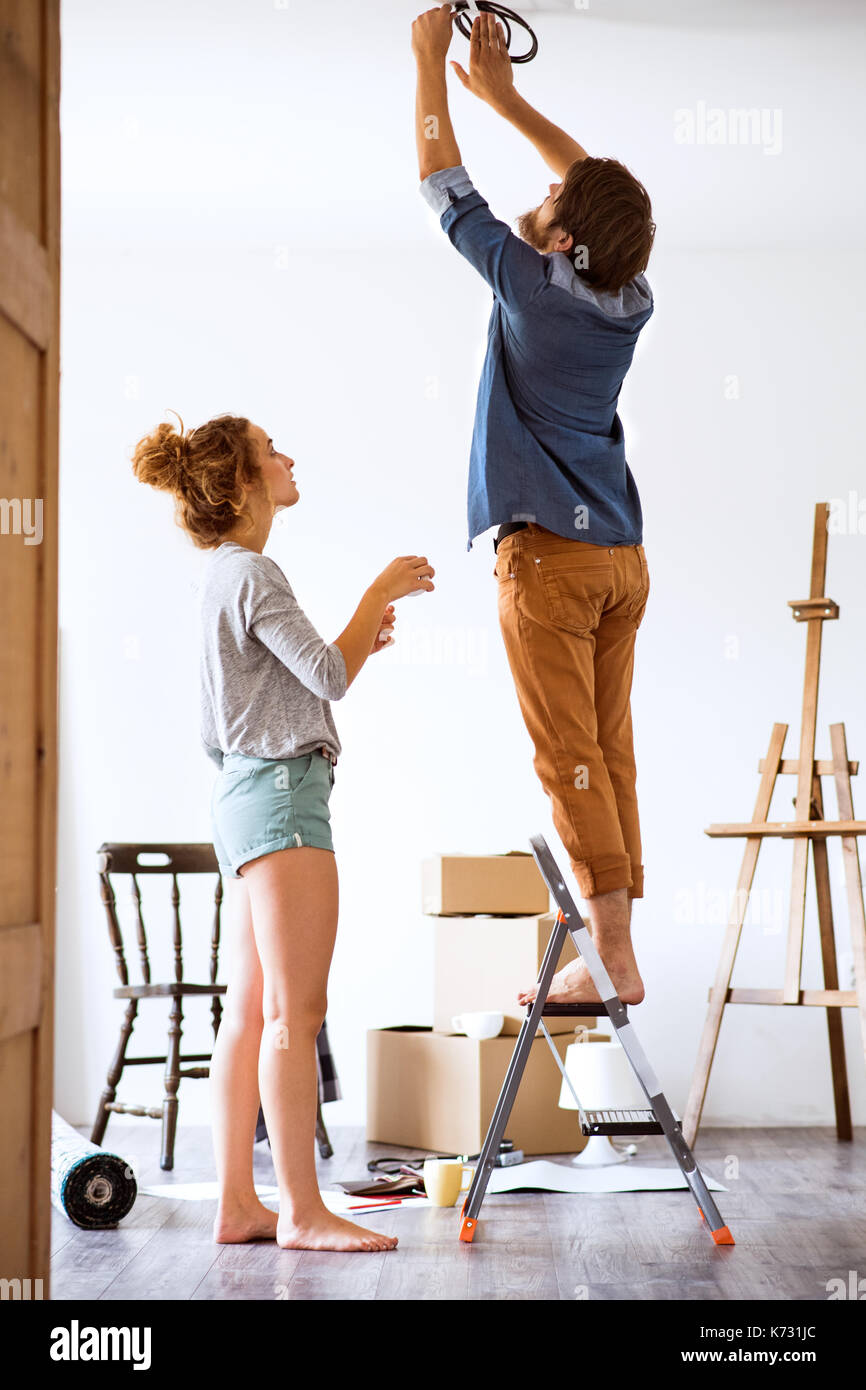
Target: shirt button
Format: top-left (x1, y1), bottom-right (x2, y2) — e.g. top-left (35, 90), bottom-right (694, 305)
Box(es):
top-left (609, 548), bottom-right (614, 554)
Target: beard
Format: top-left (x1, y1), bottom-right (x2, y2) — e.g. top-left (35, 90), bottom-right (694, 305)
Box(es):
top-left (516, 206), bottom-right (552, 252)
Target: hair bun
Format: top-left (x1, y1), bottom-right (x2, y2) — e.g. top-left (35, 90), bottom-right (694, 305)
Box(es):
top-left (130, 410), bottom-right (256, 550)
top-left (131, 412), bottom-right (189, 494)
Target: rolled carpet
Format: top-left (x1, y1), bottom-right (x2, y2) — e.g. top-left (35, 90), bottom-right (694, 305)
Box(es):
top-left (50, 1111), bottom-right (137, 1228)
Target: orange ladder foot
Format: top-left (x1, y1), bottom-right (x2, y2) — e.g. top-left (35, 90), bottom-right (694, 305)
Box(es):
top-left (711, 1225), bottom-right (735, 1245)
top-left (459, 1217), bottom-right (477, 1243)
top-left (698, 1208), bottom-right (735, 1245)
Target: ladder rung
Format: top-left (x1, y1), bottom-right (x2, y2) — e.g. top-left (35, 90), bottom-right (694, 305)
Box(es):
top-left (537, 1002), bottom-right (624, 1017)
top-left (580, 1107), bottom-right (673, 1136)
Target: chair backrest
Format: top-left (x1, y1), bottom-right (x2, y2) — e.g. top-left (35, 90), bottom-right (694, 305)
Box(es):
top-left (96, 843), bottom-right (223, 987)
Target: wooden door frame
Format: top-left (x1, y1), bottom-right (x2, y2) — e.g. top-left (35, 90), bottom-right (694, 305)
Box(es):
top-left (0, 0), bottom-right (61, 1294)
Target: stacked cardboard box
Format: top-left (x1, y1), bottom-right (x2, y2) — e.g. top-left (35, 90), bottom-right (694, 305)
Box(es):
top-left (367, 853), bottom-right (598, 1155)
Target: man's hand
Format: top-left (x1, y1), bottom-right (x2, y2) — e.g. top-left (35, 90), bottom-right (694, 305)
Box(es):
top-left (411, 4), bottom-right (454, 66)
top-left (450, 10), bottom-right (589, 177)
top-left (451, 13), bottom-right (515, 112)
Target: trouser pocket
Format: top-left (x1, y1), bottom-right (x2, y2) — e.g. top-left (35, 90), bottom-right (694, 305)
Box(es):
top-left (536, 551), bottom-right (613, 635)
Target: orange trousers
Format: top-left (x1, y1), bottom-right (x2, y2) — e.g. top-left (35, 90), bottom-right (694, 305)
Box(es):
top-left (493, 523), bottom-right (650, 900)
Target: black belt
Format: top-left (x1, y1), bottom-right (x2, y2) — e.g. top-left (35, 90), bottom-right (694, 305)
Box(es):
top-left (493, 521), bottom-right (529, 553)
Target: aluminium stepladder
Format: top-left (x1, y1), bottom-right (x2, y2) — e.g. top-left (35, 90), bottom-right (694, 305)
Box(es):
top-left (458, 834), bottom-right (734, 1246)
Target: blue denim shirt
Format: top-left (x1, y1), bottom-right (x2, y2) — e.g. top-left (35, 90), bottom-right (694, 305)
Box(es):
top-left (420, 166), bottom-right (654, 551)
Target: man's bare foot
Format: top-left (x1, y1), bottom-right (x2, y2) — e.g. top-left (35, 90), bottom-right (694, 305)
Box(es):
top-left (214, 1200), bottom-right (279, 1244)
top-left (276, 1209), bottom-right (398, 1252)
top-left (517, 956), bottom-right (645, 1008)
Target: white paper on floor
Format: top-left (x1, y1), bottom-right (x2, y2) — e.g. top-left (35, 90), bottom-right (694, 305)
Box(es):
top-left (139, 1164), bottom-right (724, 1208)
top-left (138, 1181), bottom-right (436, 1212)
top-left (485, 1159), bottom-right (726, 1194)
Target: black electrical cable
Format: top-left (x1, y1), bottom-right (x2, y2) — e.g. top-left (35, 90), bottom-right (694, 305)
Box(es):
top-left (452, 2), bottom-right (539, 64)
top-left (367, 1140), bottom-right (516, 1173)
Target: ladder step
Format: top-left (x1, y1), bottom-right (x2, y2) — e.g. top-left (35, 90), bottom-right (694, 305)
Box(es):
top-left (581, 1108), bottom-right (673, 1136)
top-left (537, 1002), bottom-right (625, 1017)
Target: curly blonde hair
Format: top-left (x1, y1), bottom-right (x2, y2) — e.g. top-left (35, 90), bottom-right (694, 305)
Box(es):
top-left (131, 411), bottom-right (270, 549)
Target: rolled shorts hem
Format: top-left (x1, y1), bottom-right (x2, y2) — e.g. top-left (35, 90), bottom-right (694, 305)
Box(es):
top-left (223, 834), bottom-right (335, 879)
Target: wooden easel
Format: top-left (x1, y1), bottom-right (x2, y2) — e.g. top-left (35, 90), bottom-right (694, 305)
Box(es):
top-left (684, 502), bottom-right (866, 1147)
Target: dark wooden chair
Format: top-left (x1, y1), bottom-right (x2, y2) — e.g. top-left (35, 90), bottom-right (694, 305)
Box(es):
top-left (91, 841), bottom-right (334, 1170)
top-left (91, 843), bottom-right (226, 1171)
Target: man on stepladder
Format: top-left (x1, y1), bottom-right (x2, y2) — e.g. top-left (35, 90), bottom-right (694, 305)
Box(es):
top-left (412, 7), bottom-right (656, 1007)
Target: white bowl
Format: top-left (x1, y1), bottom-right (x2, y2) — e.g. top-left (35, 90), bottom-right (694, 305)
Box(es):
top-left (451, 1011), bottom-right (505, 1040)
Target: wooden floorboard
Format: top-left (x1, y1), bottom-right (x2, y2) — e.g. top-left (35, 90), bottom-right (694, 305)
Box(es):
top-left (49, 1122), bottom-right (866, 1301)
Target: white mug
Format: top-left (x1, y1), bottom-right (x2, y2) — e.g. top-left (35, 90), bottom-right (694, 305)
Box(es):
top-left (451, 1011), bottom-right (504, 1040)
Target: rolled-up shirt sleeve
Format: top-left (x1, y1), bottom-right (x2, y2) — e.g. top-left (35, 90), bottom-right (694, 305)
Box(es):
top-left (245, 560), bottom-right (348, 702)
top-left (420, 164), bottom-right (550, 312)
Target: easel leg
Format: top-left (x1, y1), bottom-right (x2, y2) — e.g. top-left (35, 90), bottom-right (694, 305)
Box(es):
top-left (811, 770), bottom-right (852, 1140)
top-left (831, 723), bottom-right (866, 1072)
top-left (683, 723), bottom-right (787, 1147)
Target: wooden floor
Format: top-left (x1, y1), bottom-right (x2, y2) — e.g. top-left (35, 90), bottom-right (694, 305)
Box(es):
top-left (51, 1124), bottom-right (865, 1301)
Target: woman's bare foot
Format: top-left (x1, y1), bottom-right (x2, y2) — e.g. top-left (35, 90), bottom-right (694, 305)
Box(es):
top-left (517, 956), bottom-right (645, 1008)
top-left (214, 1200), bottom-right (279, 1244)
top-left (276, 1209), bottom-right (398, 1252)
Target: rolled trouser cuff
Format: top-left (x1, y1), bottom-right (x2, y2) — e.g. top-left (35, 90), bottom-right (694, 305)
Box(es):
top-left (569, 853), bottom-right (634, 901)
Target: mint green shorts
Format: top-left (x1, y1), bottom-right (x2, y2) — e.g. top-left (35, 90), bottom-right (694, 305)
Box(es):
top-left (210, 750), bottom-right (336, 879)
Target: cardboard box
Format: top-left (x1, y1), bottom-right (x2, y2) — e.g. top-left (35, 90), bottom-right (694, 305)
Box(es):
top-left (422, 852), bottom-right (550, 917)
top-left (366, 1025), bottom-right (589, 1156)
top-left (433, 913), bottom-right (596, 1036)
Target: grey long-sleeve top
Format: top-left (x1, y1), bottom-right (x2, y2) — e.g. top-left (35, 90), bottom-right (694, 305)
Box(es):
top-left (197, 541), bottom-right (346, 770)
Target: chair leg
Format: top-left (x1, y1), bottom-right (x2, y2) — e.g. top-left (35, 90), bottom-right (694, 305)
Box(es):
top-left (254, 1104), bottom-right (268, 1145)
top-left (211, 991), bottom-right (222, 1042)
top-left (315, 1100), bottom-right (333, 1160)
top-left (91, 999), bottom-right (138, 1147)
top-left (160, 995), bottom-right (184, 1171)
top-left (254, 1101), bottom-right (331, 1158)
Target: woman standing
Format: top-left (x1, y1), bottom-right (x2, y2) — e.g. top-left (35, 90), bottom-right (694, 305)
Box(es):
top-left (133, 412), bottom-right (434, 1252)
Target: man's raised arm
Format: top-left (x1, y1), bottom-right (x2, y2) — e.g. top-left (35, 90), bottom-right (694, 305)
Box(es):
top-left (411, 6), bottom-right (551, 313)
top-left (451, 12), bottom-right (588, 177)
top-left (412, 5), bottom-right (463, 180)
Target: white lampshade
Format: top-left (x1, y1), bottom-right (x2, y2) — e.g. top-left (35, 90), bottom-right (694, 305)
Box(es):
top-left (558, 1041), bottom-right (645, 1113)
top-left (558, 1039), bottom-right (647, 1167)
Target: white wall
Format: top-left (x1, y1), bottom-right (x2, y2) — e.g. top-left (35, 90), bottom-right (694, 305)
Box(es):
top-left (55, 0), bottom-right (866, 1136)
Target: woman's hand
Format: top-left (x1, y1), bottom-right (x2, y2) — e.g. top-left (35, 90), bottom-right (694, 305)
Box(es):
top-left (375, 555), bottom-right (435, 602)
top-left (371, 604), bottom-right (396, 654)
top-left (336, 565), bottom-right (432, 690)
top-left (451, 14), bottom-right (515, 111)
top-left (411, 4), bottom-right (455, 65)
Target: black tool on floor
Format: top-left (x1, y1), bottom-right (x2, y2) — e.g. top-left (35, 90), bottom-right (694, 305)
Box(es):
top-left (452, 2), bottom-right (539, 64)
top-left (366, 1138), bottom-right (519, 1174)
top-left (458, 835), bottom-right (734, 1247)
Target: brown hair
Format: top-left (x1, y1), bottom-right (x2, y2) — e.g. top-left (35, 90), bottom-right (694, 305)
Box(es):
top-left (131, 412), bottom-right (268, 549)
top-left (554, 157), bottom-right (656, 294)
